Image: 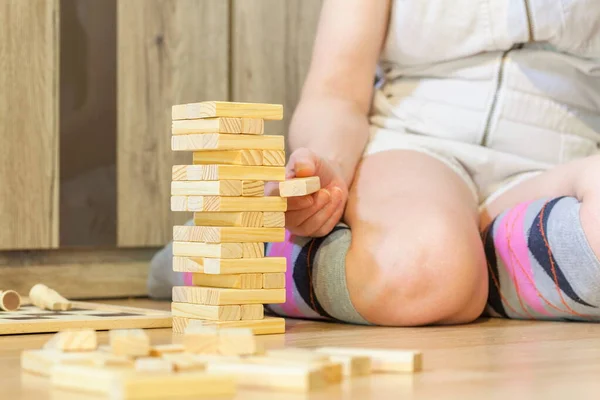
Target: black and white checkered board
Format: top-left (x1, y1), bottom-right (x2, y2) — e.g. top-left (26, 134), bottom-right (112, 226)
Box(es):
top-left (0, 301), bottom-right (171, 335)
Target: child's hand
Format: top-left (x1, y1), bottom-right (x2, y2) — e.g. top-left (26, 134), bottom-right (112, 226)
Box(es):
top-left (275, 148), bottom-right (348, 237)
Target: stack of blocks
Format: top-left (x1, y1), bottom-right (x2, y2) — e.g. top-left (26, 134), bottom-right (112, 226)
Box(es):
top-left (170, 101), bottom-right (289, 335)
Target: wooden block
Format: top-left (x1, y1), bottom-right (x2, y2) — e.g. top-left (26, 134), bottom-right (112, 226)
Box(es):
top-left (58, 351), bottom-right (135, 368)
top-left (183, 326), bottom-right (219, 354)
top-left (203, 257), bottom-right (287, 275)
top-left (173, 226), bottom-right (284, 243)
top-left (326, 354), bottom-right (372, 376)
top-left (263, 212), bottom-right (285, 227)
top-left (172, 286), bottom-right (285, 306)
top-left (262, 273), bottom-right (285, 289)
top-left (192, 273), bottom-right (263, 289)
top-left (0, 290), bottom-right (21, 311)
top-left (218, 328), bottom-right (257, 356)
top-left (21, 349), bottom-right (100, 377)
top-left (134, 357), bottom-right (174, 373)
top-left (315, 347), bottom-right (423, 373)
top-left (43, 329), bottom-right (97, 352)
top-left (109, 329), bottom-right (150, 357)
top-left (193, 211), bottom-right (263, 227)
top-left (243, 355), bottom-right (343, 385)
top-left (279, 177), bottom-right (321, 197)
top-left (171, 196), bottom-right (287, 212)
top-left (170, 180), bottom-right (242, 196)
top-left (205, 362), bottom-right (326, 392)
top-left (149, 344), bottom-right (185, 357)
top-left (193, 149), bottom-right (262, 166)
top-left (29, 283), bottom-right (71, 311)
top-left (172, 165), bottom-right (285, 181)
top-left (265, 348), bottom-right (329, 363)
top-left (172, 101), bottom-right (282, 120)
top-left (172, 256), bottom-right (205, 273)
top-left (172, 117), bottom-right (264, 135)
top-left (242, 180), bottom-right (264, 197)
top-left (50, 365), bottom-right (236, 398)
top-left (173, 242), bottom-right (263, 259)
top-left (172, 133), bottom-right (284, 152)
top-left (262, 150), bottom-right (285, 166)
top-left (173, 316), bottom-right (285, 335)
top-left (240, 304), bottom-right (264, 320)
top-left (161, 353), bottom-right (205, 372)
top-left (171, 302), bottom-right (241, 321)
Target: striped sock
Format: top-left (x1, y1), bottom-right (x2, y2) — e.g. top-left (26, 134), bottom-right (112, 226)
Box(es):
top-left (484, 196), bottom-right (600, 321)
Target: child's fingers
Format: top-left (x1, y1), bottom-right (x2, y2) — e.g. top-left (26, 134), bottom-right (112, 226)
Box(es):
top-left (285, 190), bottom-right (331, 227)
top-left (294, 194), bottom-right (340, 236)
top-left (286, 195), bottom-right (315, 211)
top-left (312, 202), bottom-right (345, 237)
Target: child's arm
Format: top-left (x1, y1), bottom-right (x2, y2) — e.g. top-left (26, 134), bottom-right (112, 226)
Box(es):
top-left (282, 0), bottom-right (391, 237)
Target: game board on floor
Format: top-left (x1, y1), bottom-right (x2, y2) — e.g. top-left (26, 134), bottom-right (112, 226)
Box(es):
top-left (0, 301), bottom-right (171, 335)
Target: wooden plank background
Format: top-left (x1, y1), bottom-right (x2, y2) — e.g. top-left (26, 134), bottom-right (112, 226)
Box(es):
top-left (0, 0), bottom-right (60, 250)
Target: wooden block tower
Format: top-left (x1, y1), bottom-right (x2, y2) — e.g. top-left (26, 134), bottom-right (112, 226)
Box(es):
top-left (170, 101), bottom-right (288, 335)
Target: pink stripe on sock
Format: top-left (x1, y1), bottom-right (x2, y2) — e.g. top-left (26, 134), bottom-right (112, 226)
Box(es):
top-left (183, 272), bottom-right (193, 286)
top-left (494, 201), bottom-right (550, 316)
top-left (267, 230), bottom-right (304, 318)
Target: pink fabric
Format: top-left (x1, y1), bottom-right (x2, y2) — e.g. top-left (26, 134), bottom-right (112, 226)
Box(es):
top-left (267, 230), bottom-right (303, 317)
top-left (183, 272), bottom-right (193, 286)
top-left (494, 201), bottom-right (551, 316)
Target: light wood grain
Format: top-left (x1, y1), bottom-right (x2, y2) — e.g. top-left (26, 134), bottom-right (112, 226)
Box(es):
top-left (170, 180), bottom-right (242, 196)
top-left (172, 101), bottom-right (283, 120)
top-left (193, 211), bottom-right (264, 227)
top-left (262, 150), bottom-right (286, 166)
top-left (173, 315), bottom-right (285, 335)
top-left (262, 273), bottom-right (286, 289)
top-left (193, 149), bottom-right (263, 165)
top-left (279, 177), bottom-right (321, 197)
top-left (0, 0), bottom-right (59, 250)
top-left (172, 286), bottom-right (285, 305)
top-left (242, 180), bottom-right (265, 197)
top-left (171, 302), bottom-right (241, 321)
top-left (172, 133), bottom-right (284, 151)
top-left (173, 226), bottom-right (284, 243)
top-left (172, 117), bottom-right (264, 134)
top-left (186, 257), bottom-right (287, 275)
top-left (263, 212), bottom-right (285, 227)
top-left (117, 0), bottom-right (228, 246)
top-left (173, 242), bottom-right (263, 259)
top-left (173, 165), bottom-right (286, 181)
top-left (240, 304), bottom-right (265, 320)
top-left (171, 196), bottom-right (287, 212)
top-left (192, 273), bottom-right (264, 289)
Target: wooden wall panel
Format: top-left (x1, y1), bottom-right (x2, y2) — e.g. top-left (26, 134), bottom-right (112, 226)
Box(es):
top-left (232, 0), bottom-right (323, 135)
top-left (0, 0), bottom-right (60, 250)
top-left (117, 0), bottom-right (229, 247)
top-left (60, 0), bottom-right (117, 247)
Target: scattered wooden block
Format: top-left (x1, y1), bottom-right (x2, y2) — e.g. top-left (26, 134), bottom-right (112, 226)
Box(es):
top-left (160, 352), bottom-right (205, 372)
top-left (279, 177), bottom-right (321, 197)
top-left (262, 273), bottom-right (285, 289)
top-left (43, 329), bottom-right (97, 352)
top-left (183, 326), bottom-right (219, 354)
top-left (265, 348), bottom-right (329, 363)
top-left (193, 211), bottom-right (264, 227)
top-left (149, 344), bottom-right (185, 357)
top-left (172, 257), bottom-right (205, 273)
top-left (50, 365), bottom-right (236, 398)
top-left (0, 289), bottom-right (21, 311)
top-left (315, 347), bottom-right (423, 373)
top-left (171, 195), bottom-right (287, 212)
top-left (262, 150), bottom-right (285, 166)
top-left (172, 133), bottom-right (284, 152)
top-left (172, 117), bottom-right (264, 135)
top-left (203, 257), bottom-right (287, 275)
top-left (173, 316), bottom-right (285, 336)
top-left (109, 329), bottom-right (150, 357)
top-left (172, 286), bottom-right (285, 306)
top-left (170, 180), bottom-right (242, 196)
top-left (173, 226), bottom-right (284, 243)
top-left (172, 165), bottom-right (286, 181)
top-left (205, 362), bottom-right (326, 392)
top-left (263, 212), bottom-right (285, 227)
top-left (134, 357), bottom-right (174, 373)
top-left (172, 242), bottom-right (263, 259)
top-left (172, 101), bottom-right (283, 120)
top-left (218, 328), bottom-right (257, 356)
top-left (240, 304), bottom-right (264, 320)
top-left (171, 302), bottom-right (241, 321)
top-left (21, 349), bottom-right (98, 377)
top-left (326, 354), bottom-right (372, 376)
top-left (192, 273), bottom-right (263, 289)
top-left (242, 180), bottom-right (264, 197)
top-left (243, 355), bottom-right (343, 384)
top-left (193, 149), bottom-right (263, 166)
top-left (29, 283), bottom-right (71, 311)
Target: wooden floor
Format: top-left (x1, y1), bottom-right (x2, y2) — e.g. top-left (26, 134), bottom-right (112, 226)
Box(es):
top-left (4, 299), bottom-right (600, 399)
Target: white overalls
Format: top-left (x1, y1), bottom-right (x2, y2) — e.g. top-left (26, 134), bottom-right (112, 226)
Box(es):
top-left (366, 0), bottom-right (600, 206)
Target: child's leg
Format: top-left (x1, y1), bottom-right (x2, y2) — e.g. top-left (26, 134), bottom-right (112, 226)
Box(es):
top-left (481, 156), bottom-right (600, 320)
top-left (267, 150), bottom-right (489, 326)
